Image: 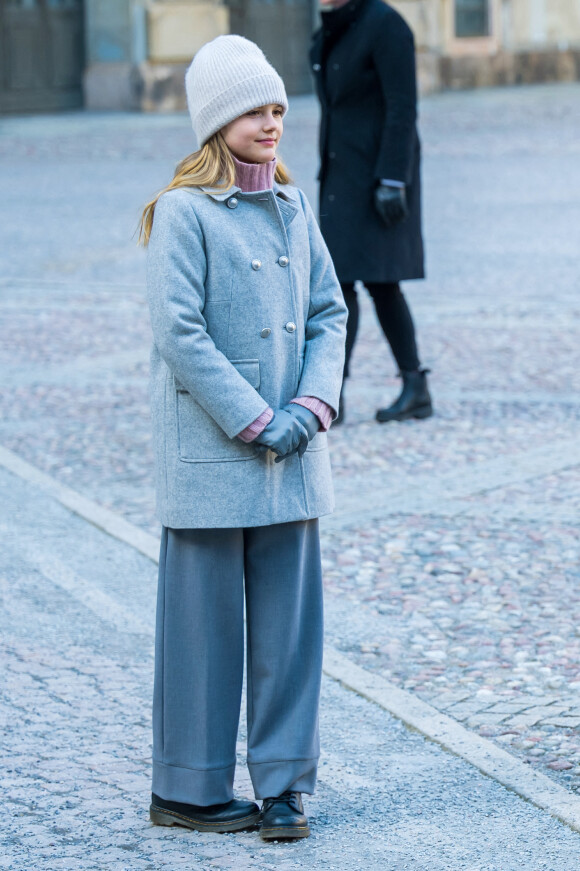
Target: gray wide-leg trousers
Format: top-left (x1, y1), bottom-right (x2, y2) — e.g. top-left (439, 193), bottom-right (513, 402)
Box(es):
top-left (152, 519), bottom-right (323, 806)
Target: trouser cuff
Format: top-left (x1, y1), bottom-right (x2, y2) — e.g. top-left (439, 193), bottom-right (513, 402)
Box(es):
top-left (248, 757), bottom-right (319, 799)
top-left (152, 759), bottom-right (236, 806)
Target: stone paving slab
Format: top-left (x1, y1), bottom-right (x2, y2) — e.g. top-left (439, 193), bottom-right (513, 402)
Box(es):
top-left (2, 465), bottom-right (580, 870)
top-left (4, 440), bottom-right (580, 829)
top-left (1, 82), bottom-right (580, 803)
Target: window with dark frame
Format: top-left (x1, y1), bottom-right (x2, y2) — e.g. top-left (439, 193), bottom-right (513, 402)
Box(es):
top-left (455, 0), bottom-right (490, 38)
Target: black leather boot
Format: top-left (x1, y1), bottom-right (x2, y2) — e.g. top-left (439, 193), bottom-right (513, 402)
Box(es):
top-left (260, 791), bottom-right (310, 840)
top-left (376, 368), bottom-right (433, 423)
top-left (150, 793), bottom-right (260, 833)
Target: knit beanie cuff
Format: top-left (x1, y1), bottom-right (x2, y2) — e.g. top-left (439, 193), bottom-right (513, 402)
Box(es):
top-left (194, 73), bottom-right (288, 146)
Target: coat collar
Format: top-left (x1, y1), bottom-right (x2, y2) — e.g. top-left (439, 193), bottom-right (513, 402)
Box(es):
top-left (201, 182), bottom-right (295, 203)
top-left (199, 184), bottom-right (242, 202)
top-left (201, 183), bottom-right (299, 228)
top-left (320, 0), bottom-right (368, 38)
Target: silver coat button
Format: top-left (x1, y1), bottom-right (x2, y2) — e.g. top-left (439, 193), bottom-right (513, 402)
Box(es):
top-left (252, 259), bottom-right (262, 270)
top-left (278, 255), bottom-right (289, 267)
top-left (226, 197), bottom-right (238, 209)
top-left (313, 63), bottom-right (321, 71)
top-left (285, 322), bottom-right (297, 333)
top-left (260, 328), bottom-right (271, 338)
top-left (328, 194), bottom-right (335, 202)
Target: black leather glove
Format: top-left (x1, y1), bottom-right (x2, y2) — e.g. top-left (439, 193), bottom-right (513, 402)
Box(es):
top-left (254, 409), bottom-right (309, 463)
top-left (283, 403), bottom-right (320, 450)
top-left (374, 183), bottom-right (409, 229)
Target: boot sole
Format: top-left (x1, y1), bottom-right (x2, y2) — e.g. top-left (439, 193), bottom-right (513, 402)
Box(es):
top-left (260, 824), bottom-right (310, 841)
top-left (376, 403), bottom-right (433, 423)
top-left (150, 805), bottom-right (261, 833)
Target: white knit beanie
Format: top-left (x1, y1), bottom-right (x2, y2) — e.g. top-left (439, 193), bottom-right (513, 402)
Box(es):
top-left (185, 35), bottom-right (288, 147)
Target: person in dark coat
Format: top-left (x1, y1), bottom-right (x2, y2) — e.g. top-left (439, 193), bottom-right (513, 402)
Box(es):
top-left (310, 0), bottom-right (433, 423)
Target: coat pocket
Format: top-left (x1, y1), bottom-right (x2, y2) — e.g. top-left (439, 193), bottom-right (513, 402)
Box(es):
top-left (306, 430), bottom-right (327, 453)
top-left (175, 360), bottom-right (261, 463)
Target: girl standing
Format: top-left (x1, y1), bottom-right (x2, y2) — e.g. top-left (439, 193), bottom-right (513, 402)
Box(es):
top-left (140, 36), bottom-right (346, 840)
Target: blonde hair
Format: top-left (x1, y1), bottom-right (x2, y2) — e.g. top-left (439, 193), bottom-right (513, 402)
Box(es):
top-left (139, 131), bottom-right (292, 246)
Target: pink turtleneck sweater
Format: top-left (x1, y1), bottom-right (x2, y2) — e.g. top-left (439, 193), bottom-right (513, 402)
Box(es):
top-left (232, 154), bottom-right (334, 442)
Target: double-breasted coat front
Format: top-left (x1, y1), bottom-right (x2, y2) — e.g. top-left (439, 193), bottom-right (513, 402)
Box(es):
top-left (310, 0), bottom-right (424, 284)
top-left (146, 183), bottom-right (347, 529)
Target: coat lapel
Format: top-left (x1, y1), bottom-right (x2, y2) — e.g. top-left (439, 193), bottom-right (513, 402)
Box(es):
top-left (310, 31), bottom-right (327, 109)
top-left (274, 186), bottom-right (299, 229)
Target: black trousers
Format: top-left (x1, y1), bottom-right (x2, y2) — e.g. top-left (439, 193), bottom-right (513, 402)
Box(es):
top-left (341, 281), bottom-right (420, 378)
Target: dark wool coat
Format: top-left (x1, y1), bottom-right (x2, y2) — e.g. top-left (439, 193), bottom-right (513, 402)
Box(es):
top-left (310, 0), bottom-right (425, 284)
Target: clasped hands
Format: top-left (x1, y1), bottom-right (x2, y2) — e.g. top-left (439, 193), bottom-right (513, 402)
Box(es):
top-left (254, 404), bottom-right (319, 463)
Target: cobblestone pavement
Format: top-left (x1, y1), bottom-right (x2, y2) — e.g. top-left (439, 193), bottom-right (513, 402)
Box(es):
top-left (3, 465), bottom-right (580, 870)
top-left (1, 82), bottom-right (580, 800)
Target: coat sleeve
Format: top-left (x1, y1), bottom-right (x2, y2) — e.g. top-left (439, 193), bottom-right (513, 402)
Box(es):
top-left (146, 190), bottom-right (269, 439)
top-left (371, 12), bottom-right (418, 185)
top-left (294, 190), bottom-right (347, 416)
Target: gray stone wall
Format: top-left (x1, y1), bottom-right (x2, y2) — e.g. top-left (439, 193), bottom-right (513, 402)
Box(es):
top-left (81, 0), bottom-right (580, 110)
top-left (429, 47), bottom-right (580, 92)
top-left (83, 0), bottom-right (139, 110)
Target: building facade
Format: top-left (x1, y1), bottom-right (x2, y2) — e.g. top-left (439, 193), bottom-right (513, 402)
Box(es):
top-left (399, 0), bottom-right (580, 93)
top-left (0, 0), bottom-right (579, 114)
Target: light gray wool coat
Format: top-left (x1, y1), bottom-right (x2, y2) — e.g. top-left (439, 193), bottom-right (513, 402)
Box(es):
top-left (146, 182), bottom-right (347, 529)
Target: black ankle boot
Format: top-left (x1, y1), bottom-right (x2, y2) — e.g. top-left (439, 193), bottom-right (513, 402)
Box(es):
top-left (376, 368), bottom-right (433, 423)
top-left (149, 793), bottom-right (260, 833)
top-left (260, 791), bottom-right (310, 840)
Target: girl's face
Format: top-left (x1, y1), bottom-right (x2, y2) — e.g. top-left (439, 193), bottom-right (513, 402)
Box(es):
top-left (222, 104), bottom-right (284, 164)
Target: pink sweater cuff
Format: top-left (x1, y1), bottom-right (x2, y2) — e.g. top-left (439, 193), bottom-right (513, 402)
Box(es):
top-left (291, 396), bottom-right (333, 432)
top-left (237, 407), bottom-right (274, 443)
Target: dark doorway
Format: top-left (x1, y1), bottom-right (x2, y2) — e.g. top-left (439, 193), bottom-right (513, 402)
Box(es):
top-left (0, 0), bottom-right (84, 114)
top-left (227, 0), bottom-right (315, 94)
